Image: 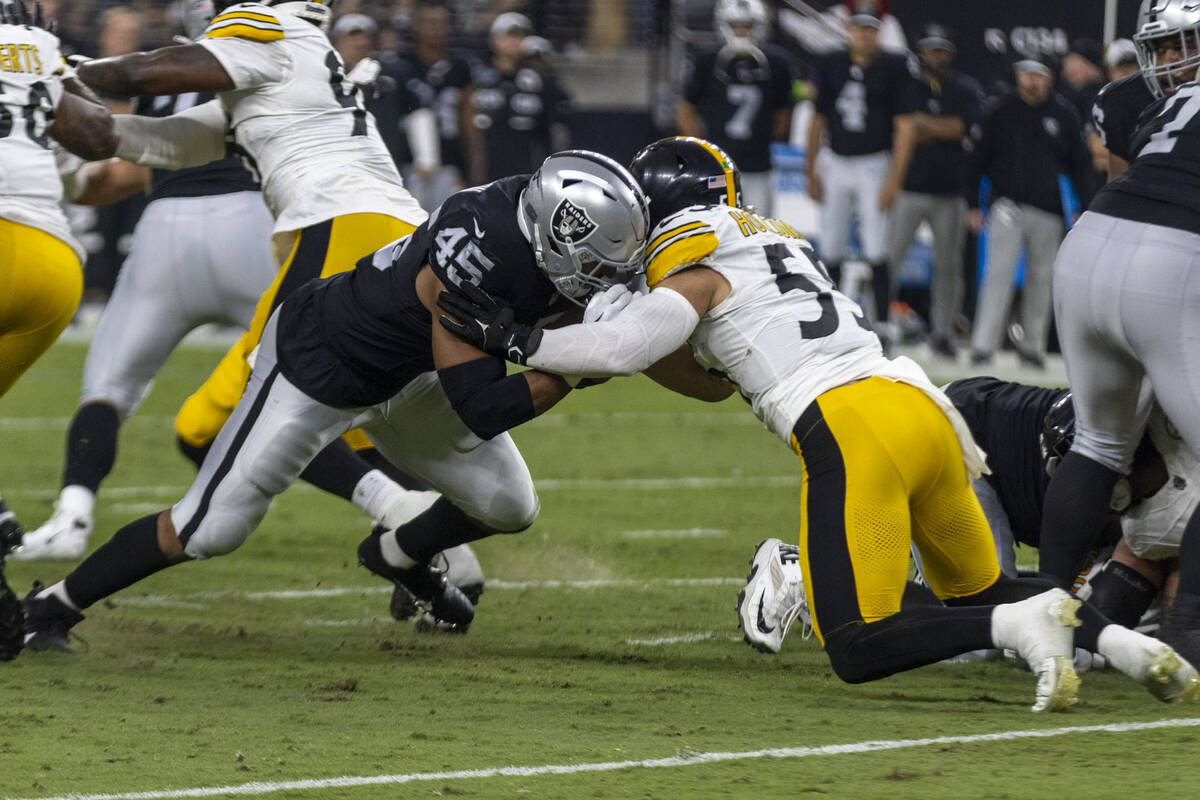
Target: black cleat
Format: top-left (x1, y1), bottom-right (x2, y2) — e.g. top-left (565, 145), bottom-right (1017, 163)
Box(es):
top-left (0, 499), bottom-right (23, 556)
top-left (23, 582), bottom-right (84, 653)
top-left (357, 530), bottom-right (474, 628)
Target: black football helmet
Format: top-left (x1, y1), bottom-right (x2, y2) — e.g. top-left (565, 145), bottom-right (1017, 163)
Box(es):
top-left (628, 136), bottom-right (743, 229)
top-left (1040, 391), bottom-right (1075, 477)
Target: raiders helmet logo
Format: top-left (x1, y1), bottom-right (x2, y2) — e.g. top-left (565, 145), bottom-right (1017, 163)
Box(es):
top-left (551, 199), bottom-right (598, 244)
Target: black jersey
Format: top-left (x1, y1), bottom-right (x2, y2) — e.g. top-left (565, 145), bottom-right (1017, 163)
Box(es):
top-left (134, 93), bottom-right (258, 203)
top-left (1090, 81), bottom-right (1200, 233)
top-left (388, 52), bottom-right (473, 170)
top-left (681, 44), bottom-right (797, 173)
top-left (468, 63), bottom-right (571, 182)
top-left (903, 69), bottom-right (986, 196)
top-left (813, 50), bottom-right (916, 156)
top-left (1092, 73), bottom-right (1156, 162)
top-left (944, 377), bottom-right (1066, 548)
top-left (275, 176), bottom-right (572, 408)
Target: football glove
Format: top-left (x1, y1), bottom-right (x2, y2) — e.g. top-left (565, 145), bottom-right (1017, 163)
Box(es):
top-left (583, 283), bottom-right (637, 323)
top-left (438, 281), bottom-right (542, 366)
top-left (0, 502), bottom-right (25, 662)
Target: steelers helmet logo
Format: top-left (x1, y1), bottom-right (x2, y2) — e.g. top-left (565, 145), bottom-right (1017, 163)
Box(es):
top-left (551, 199), bottom-right (597, 244)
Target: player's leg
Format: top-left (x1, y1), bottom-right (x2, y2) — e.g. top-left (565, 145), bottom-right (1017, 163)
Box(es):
top-left (1013, 205), bottom-right (1064, 365)
top-left (1040, 214), bottom-right (1147, 588)
top-left (1088, 538), bottom-right (1163, 629)
top-left (968, 198), bottom-right (1023, 362)
top-left (22, 312), bottom-right (364, 651)
top-left (927, 195), bottom-right (967, 353)
top-left (817, 152), bottom-right (853, 287)
top-left (0, 220), bottom-right (82, 398)
top-left (883, 190), bottom-right (924, 321)
top-left (855, 151), bottom-right (893, 331)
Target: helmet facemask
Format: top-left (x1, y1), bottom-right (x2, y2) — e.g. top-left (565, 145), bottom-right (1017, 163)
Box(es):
top-left (1135, 0), bottom-right (1200, 97)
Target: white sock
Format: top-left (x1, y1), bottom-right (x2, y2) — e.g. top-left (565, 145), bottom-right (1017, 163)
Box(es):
top-left (43, 580), bottom-right (82, 612)
top-left (59, 485), bottom-right (95, 519)
top-left (352, 470), bottom-right (440, 531)
top-left (1096, 623), bottom-right (1153, 679)
top-left (379, 529), bottom-right (417, 569)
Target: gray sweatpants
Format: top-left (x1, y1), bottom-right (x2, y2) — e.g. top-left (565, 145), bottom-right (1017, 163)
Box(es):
top-left (970, 197), bottom-right (1064, 358)
top-left (886, 190), bottom-right (966, 339)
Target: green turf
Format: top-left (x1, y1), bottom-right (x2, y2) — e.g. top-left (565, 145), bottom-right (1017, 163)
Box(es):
top-left (0, 341), bottom-right (1197, 799)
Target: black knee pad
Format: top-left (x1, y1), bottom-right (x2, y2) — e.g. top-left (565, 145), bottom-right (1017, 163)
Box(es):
top-left (1088, 561), bottom-right (1157, 629)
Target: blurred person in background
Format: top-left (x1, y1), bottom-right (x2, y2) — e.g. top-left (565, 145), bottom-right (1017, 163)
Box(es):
top-left (387, 1), bottom-right (473, 209)
top-left (966, 57), bottom-right (1094, 368)
top-left (675, 0), bottom-right (798, 217)
top-left (462, 12), bottom-right (571, 185)
top-left (1059, 39), bottom-right (1109, 179)
top-left (1105, 38), bottom-right (1140, 81)
top-left (806, 1), bottom-right (915, 350)
top-left (885, 22), bottom-right (984, 360)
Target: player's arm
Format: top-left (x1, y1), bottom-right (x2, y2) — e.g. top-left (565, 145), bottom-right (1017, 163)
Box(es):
top-left (642, 343), bottom-right (735, 403)
top-left (77, 44), bottom-right (234, 97)
top-left (459, 85), bottom-right (487, 187)
top-left (880, 113), bottom-right (916, 211)
top-left (419, 265), bottom-right (571, 439)
top-left (912, 112), bottom-right (963, 142)
top-left (67, 158), bottom-right (151, 205)
top-left (805, 111), bottom-right (826, 202)
top-left (48, 89), bottom-right (117, 160)
top-left (1107, 151), bottom-right (1129, 181)
top-left (675, 99), bottom-right (704, 137)
top-left (111, 98), bottom-right (229, 170)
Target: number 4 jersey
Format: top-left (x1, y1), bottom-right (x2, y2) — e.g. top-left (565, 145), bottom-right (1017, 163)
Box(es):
top-left (198, 3), bottom-right (424, 234)
top-left (644, 203), bottom-right (985, 475)
top-left (0, 23), bottom-right (82, 259)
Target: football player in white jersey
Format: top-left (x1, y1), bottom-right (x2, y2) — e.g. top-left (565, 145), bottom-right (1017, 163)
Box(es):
top-left (439, 136), bottom-right (1200, 712)
top-left (34, 0), bottom-right (484, 616)
top-left (0, 0), bottom-right (116, 644)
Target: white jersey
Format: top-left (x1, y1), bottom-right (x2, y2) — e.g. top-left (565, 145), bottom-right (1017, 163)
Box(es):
top-left (199, 4), bottom-right (424, 233)
top-left (0, 24), bottom-right (82, 259)
top-left (1121, 407), bottom-right (1200, 560)
top-left (644, 204), bottom-right (987, 474)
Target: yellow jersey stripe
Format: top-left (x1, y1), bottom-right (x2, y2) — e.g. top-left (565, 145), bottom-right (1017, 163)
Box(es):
top-left (647, 221), bottom-right (706, 255)
top-left (206, 23), bottom-right (285, 41)
top-left (211, 10), bottom-right (281, 26)
top-left (646, 231), bottom-right (718, 287)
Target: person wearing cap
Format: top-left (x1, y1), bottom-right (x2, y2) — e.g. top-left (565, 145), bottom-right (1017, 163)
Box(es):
top-left (462, 12), bottom-right (572, 186)
top-left (385, 1), bottom-right (474, 210)
top-left (884, 23), bottom-right (985, 360)
top-left (806, 2), bottom-right (916, 349)
top-left (966, 57), bottom-right (1095, 368)
top-left (1060, 38), bottom-right (1109, 179)
top-left (1105, 39), bottom-right (1141, 82)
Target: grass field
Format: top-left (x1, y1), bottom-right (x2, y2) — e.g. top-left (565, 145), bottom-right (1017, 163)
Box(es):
top-left (1, 339), bottom-right (1198, 799)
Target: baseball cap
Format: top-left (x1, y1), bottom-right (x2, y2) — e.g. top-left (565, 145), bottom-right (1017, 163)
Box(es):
top-left (1014, 57), bottom-right (1052, 76)
top-left (847, 0), bottom-right (881, 28)
top-left (491, 11), bottom-right (533, 37)
top-left (331, 13), bottom-right (377, 37)
top-left (1068, 38), bottom-right (1104, 70)
top-left (916, 22), bottom-right (955, 54)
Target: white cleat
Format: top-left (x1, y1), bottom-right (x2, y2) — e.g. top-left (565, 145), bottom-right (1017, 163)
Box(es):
top-left (1098, 624), bottom-right (1200, 703)
top-left (11, 507), bottom-right (92, 561)
top-left (993, 588), bottom-right (1082, 712)
top-left (736, 538), bottom-right (811, 654)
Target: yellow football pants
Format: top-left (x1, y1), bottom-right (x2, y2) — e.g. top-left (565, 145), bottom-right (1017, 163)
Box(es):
top-left (174, 213), bottom-right (417, 449)
top-left (791, 377), bottom-right (1000, 645)
top-left (0, 219), bottom-right (82, 397)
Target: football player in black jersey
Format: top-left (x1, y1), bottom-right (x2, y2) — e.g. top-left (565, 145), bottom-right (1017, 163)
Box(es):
top-left (805, 3), bottom-right (916, 346)
top-left (20, 151), bottom-right (686, 652)
top-left (675, 0), bottom-right (798, 217)
top-left (1092, 60), bottom-right (1156, 180)
top-left (1041, 0), bottom-right (1200, 670)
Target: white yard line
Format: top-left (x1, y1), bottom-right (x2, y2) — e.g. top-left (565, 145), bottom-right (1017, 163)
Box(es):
top-left (9, 718), bottom-right (1199, 800)
top-left (622, 528), bottom-right (727, 539)
top-left (625, 632), bottom-right (719, 645)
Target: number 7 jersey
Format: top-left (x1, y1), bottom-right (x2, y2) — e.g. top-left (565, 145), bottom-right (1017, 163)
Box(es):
top-left (199, 3), bottom-right (424, 233)
top-left (644, 205), bottom-right (889, 443)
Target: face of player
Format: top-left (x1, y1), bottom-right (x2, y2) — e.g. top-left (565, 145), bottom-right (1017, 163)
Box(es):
top-left (1016, 69), bottom-right (1052, 105)
top-left (848, 24), bottom-right (879, 59)
top-left (920, 46), bottom-right (953, 77)
top-left (1148, 33), bottom-right (1200, 93)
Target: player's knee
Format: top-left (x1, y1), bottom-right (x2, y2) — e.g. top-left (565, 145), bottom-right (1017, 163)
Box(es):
top-left (476, 490), bottom-right (540, 533)
top-left (822, 624), bottom-right (877, 684)
top-left (182, 513), bottom-right (255, 559)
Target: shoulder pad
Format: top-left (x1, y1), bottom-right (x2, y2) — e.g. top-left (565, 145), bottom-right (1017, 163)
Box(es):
top-left (206, 5), bottom-right (285, 42)
top-left (645, 207), bottom-right (719, 288)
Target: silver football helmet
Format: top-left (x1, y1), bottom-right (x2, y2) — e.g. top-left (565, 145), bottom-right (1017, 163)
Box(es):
top-left (1134, 0), bottom-right (1200, 97)
top-left (714, 0), bottom-right (768, 51)
top-left (178, 0), bottom-right (215, 41)
top-left (518, 150), bottom-right (650, 304)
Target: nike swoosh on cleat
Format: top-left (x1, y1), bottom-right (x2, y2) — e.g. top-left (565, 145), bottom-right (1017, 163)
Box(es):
top-left (756, 595), bottom-right (774, 634)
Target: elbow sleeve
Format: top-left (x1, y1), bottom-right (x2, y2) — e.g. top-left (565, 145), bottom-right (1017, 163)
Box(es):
top-left (438, 357), bottom-right (535, 440)
top-left (114, 99), bottom-right (228, 169)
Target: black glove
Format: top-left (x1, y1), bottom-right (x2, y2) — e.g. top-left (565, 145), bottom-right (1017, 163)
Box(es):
top-left (1, 0), bottom-right (54, 32)
top-left (438, 281), bottom-right (542, 366)
top-left (0, 502), bottom-right (24, 662)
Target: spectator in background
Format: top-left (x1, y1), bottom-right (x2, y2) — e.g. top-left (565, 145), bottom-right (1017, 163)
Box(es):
top-left (966, 58), bottom-right (1095, 368)
top-left (1060, 39), bottom-right (1108, 178)
top-left (806, 2), bottom-right (915, 348)
top-left (1105, 38), bottom-right (1140, 81)
top-left (332, 11), bottom-right (377, 70)
top-left (462, 12), bottom-right (571, 185)
top-left (885, 23), bottom-right (984, 360)
top-left (675, 0), bottom-right (797, 217)
top-left (388, 1), bottom-right (474, 210)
